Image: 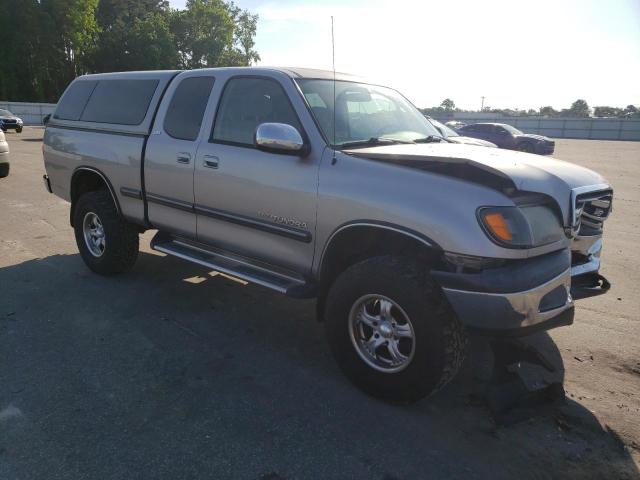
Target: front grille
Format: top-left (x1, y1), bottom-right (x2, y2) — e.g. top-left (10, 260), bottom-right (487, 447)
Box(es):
top-left (574, 190), bottom-right (612, 235)
top-left (2, 119), bottom-right (17, 124)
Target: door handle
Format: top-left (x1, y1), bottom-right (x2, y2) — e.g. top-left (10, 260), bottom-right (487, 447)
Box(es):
top-left (203, 155), bottom-right (219, 169)
top-left (177, 152), bottom-right (191, 164)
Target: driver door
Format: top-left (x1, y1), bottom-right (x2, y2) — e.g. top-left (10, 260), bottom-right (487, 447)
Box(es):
top-left (193, 75), bottom-right (320, 275)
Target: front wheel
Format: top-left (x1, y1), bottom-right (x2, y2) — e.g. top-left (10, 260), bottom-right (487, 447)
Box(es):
top-left (517, 142), bottom-right (534, 153)
top-left (324, 256), bottom-right (467, 403)
top-left (73, 190), bottom-right (139, 275)
top-left (16, 127), bottom-right (23, 133)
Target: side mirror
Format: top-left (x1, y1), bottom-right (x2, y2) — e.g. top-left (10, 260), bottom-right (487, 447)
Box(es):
top-left (255, 123), bottom-right (306, 155)
top-left (43, 114), bottom-right (51, 126)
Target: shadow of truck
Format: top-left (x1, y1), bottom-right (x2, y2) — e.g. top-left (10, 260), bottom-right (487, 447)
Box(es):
top-left (1, 252), bottom-right (637, 479)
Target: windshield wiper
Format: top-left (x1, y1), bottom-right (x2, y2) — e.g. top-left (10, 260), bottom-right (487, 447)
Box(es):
top-left (338, 137), bottom-right (415, 149)
top-left (413, 135), bottom-right (444, 143)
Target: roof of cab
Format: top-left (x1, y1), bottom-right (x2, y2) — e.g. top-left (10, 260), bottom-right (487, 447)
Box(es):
top-left (75, 67), bottom-right (364, 83)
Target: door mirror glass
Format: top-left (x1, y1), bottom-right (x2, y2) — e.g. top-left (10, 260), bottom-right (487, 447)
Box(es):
top-left (255, 123), bottom-right (305, 154)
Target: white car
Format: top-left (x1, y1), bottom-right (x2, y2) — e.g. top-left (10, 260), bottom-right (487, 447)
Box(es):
top-left (0, 129), bottom-right (9, 177)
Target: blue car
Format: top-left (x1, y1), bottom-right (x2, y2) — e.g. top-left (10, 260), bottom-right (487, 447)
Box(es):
top-left (458, 122), bottom-right (555, 155)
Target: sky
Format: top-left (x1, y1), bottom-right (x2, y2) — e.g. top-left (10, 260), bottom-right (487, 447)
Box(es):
top-left (169, 0), bottom-right (640, 111)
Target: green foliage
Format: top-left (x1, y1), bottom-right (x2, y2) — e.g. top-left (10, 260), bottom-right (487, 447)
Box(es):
top-left (440, 98), bottom-right (455, 111)
top-left (563, 99), bottom-right (590, 117)
top-left (539, 106), bottom-right (557, 117)
top-left (0, 0), bottom-right (260, 102)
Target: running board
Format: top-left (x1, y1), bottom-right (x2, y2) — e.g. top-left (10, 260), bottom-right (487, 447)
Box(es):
top-left (150, 233), bottom-right (316, 298)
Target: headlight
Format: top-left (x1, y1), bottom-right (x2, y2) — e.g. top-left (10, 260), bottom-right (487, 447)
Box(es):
top-left (478, 205), bottom-right (564, 248)
top-left (17, 118), bottom-right (23, 124)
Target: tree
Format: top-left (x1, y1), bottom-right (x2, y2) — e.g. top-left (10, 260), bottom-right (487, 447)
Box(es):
top-left (593, 106), bottom-right (622, 117)
top-left (539, 106), bottom-right (557, 117)
top-left (566, 99), bottom-right (590, 117)
top-left (231, 8), bottom-right (260, 65)
top-left (440, 98), bottom-right (456, 111)
top-left (0, 0), bottom-right (260, 102)
top-left (172, 0), bottom-right (236, 69)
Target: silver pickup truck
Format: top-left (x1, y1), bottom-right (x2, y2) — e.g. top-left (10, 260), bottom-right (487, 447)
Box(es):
top-left (42, 67), bottom-right (612, 402)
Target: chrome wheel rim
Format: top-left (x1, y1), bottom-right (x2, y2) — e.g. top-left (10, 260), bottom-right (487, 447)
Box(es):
top-left (348, 294), bottom-right (415, 373)
top-left (82, 212), bottom-right (105, 257)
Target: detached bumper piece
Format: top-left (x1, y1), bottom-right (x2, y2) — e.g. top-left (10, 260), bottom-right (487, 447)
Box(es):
top-left (571, 272), bottom-right (611, 300)
top-left (43, 174), bottom-right (52, 193)
top-left (432, 249), bottom-right (574, 337)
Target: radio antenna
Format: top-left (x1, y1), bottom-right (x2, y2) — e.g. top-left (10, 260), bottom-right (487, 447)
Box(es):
top-left (331, 16), bottom-right (337, 162)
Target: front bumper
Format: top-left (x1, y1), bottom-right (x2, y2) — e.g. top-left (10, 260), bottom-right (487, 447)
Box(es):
top-left (535, 142), bottom-right (555, 155)
top-left (1, 122), bottom-right (22, 131)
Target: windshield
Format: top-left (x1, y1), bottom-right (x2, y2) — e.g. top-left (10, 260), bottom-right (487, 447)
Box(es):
top-left (296, 79), bottom-right (441, 147)
top-left (0, 109), bottom-right (13, 116)
top-left (501, 124), bottom-right (523, 135)
top-left (428, 118), bottom-right (459, 137)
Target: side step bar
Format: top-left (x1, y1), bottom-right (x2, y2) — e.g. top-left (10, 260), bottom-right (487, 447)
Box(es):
top-left (150, 232), bottom-right (316, 298)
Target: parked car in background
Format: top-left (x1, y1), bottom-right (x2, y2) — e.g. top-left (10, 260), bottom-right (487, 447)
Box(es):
top-left (426, 117), bottom-right (497, 148)
top-left (0, 109), bottom-right (24, 133)
top-left (0, 129), bottom-right (9, 177)
top-left (445, 120), bottom-right (466, 129)
top-left (458, 123), bottom-right (554, 154)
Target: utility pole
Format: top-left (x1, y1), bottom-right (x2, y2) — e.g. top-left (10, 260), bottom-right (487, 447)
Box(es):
top-left (480, 96), bottom-right (485, 112)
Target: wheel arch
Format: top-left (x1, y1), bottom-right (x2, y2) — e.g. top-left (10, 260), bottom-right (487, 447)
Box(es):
top-left (70, 167), bottom-right (120, 227)
top-left (315, 222), bottom-right (443, 320)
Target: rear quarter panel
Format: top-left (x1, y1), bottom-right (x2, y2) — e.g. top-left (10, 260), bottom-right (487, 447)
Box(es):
top-left (43, 127), bottom-right (146, 223)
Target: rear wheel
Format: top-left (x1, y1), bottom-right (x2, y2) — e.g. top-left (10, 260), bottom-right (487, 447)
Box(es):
top-left (324, 256), bottom-right (467, 402)
top-left (73, 190), bottom-right (139, 275)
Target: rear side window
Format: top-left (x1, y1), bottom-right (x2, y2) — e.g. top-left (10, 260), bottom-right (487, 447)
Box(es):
top-left (164, 76), bottom-right (215, 141)
top-left (54, 81), bottom-right (98, 120)
top-left (80, 79), bottom-right (159, 125)
top-left (212, 77), bottom-right (301, 146)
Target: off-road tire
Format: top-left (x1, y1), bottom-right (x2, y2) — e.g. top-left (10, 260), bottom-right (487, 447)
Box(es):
top-left (0, 163), bottom-right (9, 178)
top-left (73, 190), bottom-right (139, 275)
top-left (325, 256), bottom-right (467, 403)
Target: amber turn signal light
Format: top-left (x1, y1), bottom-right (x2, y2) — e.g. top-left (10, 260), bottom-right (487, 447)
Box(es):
top-left (482, 212), bottom-right (513, 241)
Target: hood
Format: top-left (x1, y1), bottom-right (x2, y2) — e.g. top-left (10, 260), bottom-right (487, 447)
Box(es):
top-left (519, 133), bottom-right (552, 142)
top-left (343, 143), bottom-right (609, 226)
top-left (448, 136), bottom-right (497, 148)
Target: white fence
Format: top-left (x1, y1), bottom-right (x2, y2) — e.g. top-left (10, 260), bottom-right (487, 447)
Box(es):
top-left (3, 101), bottom-right (640, 140)
top-left (0, 101), bottom-right (56, 125)
top-left (432, 113), bottom-right (640, 141)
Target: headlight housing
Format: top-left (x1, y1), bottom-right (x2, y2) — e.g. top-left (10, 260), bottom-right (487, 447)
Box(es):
top-left (17, 118), bottom-right (23, 124)
top-left (478, 204), bottom-right (564, 248)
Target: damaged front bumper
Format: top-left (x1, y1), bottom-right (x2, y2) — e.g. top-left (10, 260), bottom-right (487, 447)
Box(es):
top-left (433, 250), bottom-right (575, 336)
top-left (433, 246), bottom-right (611, 337)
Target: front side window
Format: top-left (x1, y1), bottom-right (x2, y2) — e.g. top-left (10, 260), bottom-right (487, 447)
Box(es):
top-left (501, 124), bottom-right (523, 135)
top-left (212, 77), bottom-right (302, 146)
top-left (164, 76), bottom-right (215, 141)
top-left (296, 79), bottom-right (440, 147)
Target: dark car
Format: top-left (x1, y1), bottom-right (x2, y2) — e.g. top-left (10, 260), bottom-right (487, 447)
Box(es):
top-left (426, 117), bottom-right (497, 148)
top-left (458, 122), bottom-right (554, 154)
top-left (0, 109), bottom-right (24, 133)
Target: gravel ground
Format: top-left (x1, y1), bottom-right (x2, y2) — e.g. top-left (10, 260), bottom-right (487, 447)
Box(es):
top-left (1, 128), bottom-right (638, 479)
